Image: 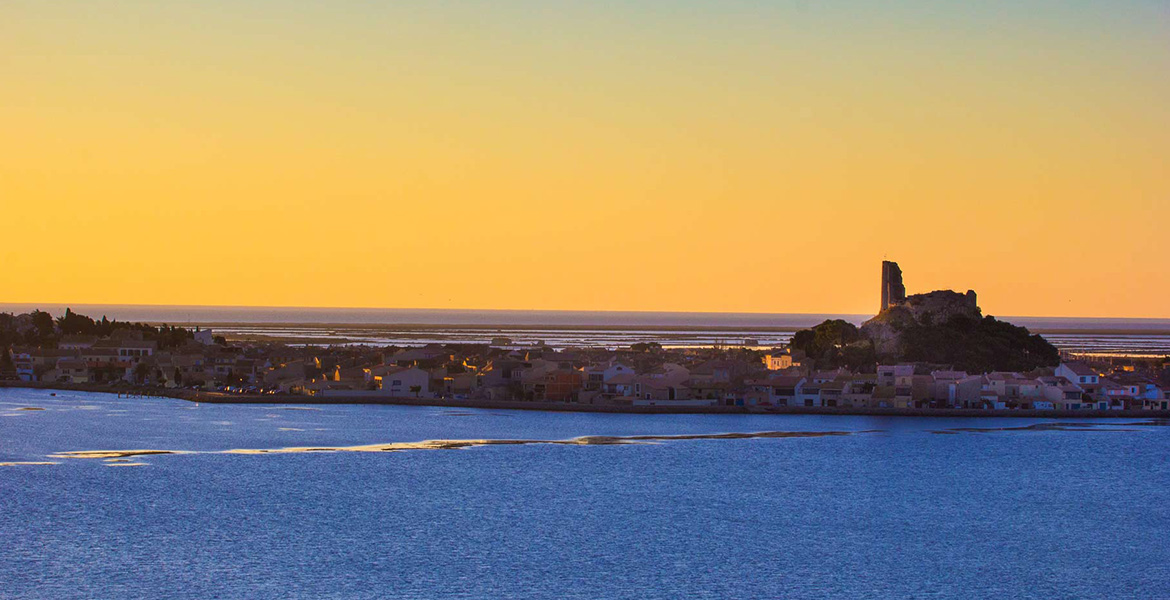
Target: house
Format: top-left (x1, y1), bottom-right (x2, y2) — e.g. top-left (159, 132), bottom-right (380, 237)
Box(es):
top-left (839, 376), bottom-right (876, 408)
top-left (890, 373), bottom-right (931, 408)
top-left (931, 370), bottom-right (968, 403)
top-left (983, 372), bottom-right (1020, 395)
top-left (762, 350), bottom-right (797, 371)
top-left (633, 372), bottom-right (691, 403)
top-left (871, 385), bottom-right (897, 408)
top-left (630, 365), bottom-right (714, 406)
top-left (478, 358), bottom-right (526, 389)
top-left (1141, 394), bottom-right (1169, 411)
top-left (11, 350), bottom-right (34, 381)
top-left (602, 372), bottom-right (638, 397)
top-left (1112, 374), bottom-right (1166, 406)
top-left (746, 375), bottom-right (806, 407)
top-left (795, 381), bottom-right (822, 407)
top-left (690, 360), bottom-right (737, 383)
top-left (1095, 379), bottom-right (1132, 410)
top-left (439, 371), bottom-right (478, 399)
top-left (818, 379), bottom-right (847, 407)
top-left (1039, 376), bottom-right (1086, 409)
top-left (376, 367), bottom-right (432, 397)
top-left (231, 359), bottom-right (260, 385)
top-left (171, 354), bottom-right (211, 387)
top-left (110, 339), bottom-right (157, 361)
top-left (943, 375), bottom-right (984, 408)
top-left (514, 359), bottom-right (561, 394)
top-left (51, 358), bottom-right (90, 384)
top-left (365, 363), bottom-right (403, 385)
top-left (1055, 363), bottom-right (1100, 392)
top-left (1008, 379), bottom-right (1043, 401)
top-left (524, 370), bottom-right (584, 402)
top-left (584, 362), bottom-right (635, 389)
top-left (686, 380), bottom-right (734, 403)
top-left (877, 364), bottom-right (915, 387)
top-left (80, 347), bottom-right (130, 383)
top-left (30, 349), bottom-right (78, 367)
top-left (980, 389), bottom-right (1005, 409)
top-left (390, 347), bottom-right (453, 369)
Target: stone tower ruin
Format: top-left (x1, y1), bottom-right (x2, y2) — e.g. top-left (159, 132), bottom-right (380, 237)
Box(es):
top-left (881, 261), bottom-right (906, 312)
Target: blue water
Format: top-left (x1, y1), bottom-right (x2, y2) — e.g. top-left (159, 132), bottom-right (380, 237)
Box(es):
top-left (3, 388), bottom-right (1169, 599)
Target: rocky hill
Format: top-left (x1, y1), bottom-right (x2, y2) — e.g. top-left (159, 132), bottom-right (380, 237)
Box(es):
top-left (791, 263), bottom-right (1060, 373)
top-left (860, 290), bottom-right (1058, 372)
top-left (862, 290), bottom-right (981, 356)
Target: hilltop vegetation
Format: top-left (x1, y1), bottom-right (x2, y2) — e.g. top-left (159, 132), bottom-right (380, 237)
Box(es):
top-left (791, 314), bottom-right (1059, 373)
top-left (897, 314), bottom-right (1060, 373)
top-left (0, 308), bottom-right (197, 349)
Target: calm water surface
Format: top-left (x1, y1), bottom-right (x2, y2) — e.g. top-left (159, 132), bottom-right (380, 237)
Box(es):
top-left (2, 388), bottom-right (1168, 599)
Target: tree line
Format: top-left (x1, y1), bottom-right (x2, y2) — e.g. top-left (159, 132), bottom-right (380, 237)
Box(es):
top-left (0, 308), bottom-right (197, 349)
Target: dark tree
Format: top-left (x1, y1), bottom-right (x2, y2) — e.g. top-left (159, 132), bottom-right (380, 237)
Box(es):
top-left (57, 308), bottom-right (97, 335)
top-left (31, 310), bottom-right (55, 338)
top-left (133, 362), bottom-right (150, 384)
top-left (790, 320), bottom-right (876, 370)
top-left (0, 349), bottom-right (15, 377)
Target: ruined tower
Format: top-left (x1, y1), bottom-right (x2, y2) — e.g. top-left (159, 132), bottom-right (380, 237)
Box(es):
top-left (881, 261), bottom-right (906, 312)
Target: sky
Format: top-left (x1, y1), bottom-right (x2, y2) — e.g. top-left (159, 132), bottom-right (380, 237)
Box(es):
top-left (2, 1), bottom-right (1168, 318)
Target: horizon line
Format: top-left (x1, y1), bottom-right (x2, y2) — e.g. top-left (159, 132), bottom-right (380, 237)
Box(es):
top-left (2, 301), bottom-right (1170, 322)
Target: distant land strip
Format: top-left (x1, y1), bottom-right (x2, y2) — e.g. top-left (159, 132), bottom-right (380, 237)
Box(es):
top-left (125, 322), bottom-right (1170, 336)
top-left (158, 322), bottom-right (812, 332)
top-left (5, 383), bottom-right (1169, 419)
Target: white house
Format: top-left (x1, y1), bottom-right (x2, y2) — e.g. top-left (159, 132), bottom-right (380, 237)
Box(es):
top-left (1055, 363), bottom-right (1100, 387)
top-left (794, 381), bottom-right (822, 407)
top-left (377, 367), bottom-right (432, 397)
top-left (586, 362), bottom-right (636, 388)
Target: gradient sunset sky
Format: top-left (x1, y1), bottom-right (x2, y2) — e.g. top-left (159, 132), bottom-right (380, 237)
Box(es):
top-left (3, 1), bottom-right (1168, 317)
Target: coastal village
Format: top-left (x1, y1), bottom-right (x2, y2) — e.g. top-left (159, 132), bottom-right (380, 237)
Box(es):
top-left (3, 331), bottom-right (1167, 412)
top-left (3, 264), bottom-right (1168, 412)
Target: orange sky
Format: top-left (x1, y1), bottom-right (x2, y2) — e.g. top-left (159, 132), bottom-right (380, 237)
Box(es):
top-left (3, 1), bottom-right (1168, 317)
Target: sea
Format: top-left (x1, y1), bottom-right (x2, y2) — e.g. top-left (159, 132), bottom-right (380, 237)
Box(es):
top-left (2, 304), bottom-right (1170, 355)
top-left (2, 387), bottom-right (1168, 599)
top-left (4, 304), bottom-right (1170, 356)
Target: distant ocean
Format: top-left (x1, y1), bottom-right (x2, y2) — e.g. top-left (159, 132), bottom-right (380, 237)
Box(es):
top-left (4, 304), bottom-right (1170, 356)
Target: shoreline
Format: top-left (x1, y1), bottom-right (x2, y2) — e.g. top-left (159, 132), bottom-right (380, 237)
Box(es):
top-left (4, 382), bottom-right (1167, 419)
